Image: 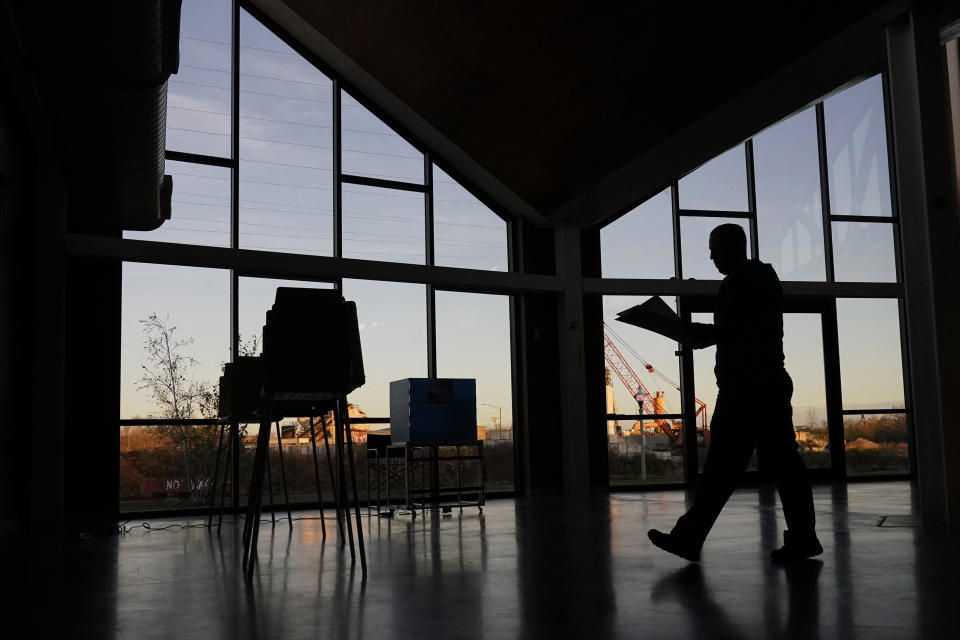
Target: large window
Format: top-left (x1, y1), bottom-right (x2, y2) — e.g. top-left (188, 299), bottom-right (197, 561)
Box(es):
top-left (754, 107), bottom-right (826, 281)
top-left (436, 291), bottom-right (514, 491)
top-left (599, 74), bottom-right (909, 485)
top-left (433, 165), bottom-right (508, 272)
top-left (120, 3), bottom-right (518, 512)
top-left (837, 298), bottom-right (908, 475)
top-left (120, 263), bottom-right (229, 512)
top-left (603, 296), bottom-right (685, 485)
top-left (239, 11), bottom-right (334, 256)
top-left (165, 0), bottom-right (233, 158)
top-left (341, 279), bottom-right (428, 418)
top-left (599, 189), bottom-right (675, 279)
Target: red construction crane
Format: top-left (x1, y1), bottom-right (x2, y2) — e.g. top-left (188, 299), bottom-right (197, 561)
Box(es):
top-left (603, 330), bottom-right (708, 446)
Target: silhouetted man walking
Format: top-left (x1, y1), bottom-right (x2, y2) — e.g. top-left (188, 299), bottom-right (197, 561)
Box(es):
top-left (648, 223), bottom-right (822, 562)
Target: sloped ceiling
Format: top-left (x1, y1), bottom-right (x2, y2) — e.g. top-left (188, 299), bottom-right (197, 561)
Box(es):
top-left (258, 0), bottom-right (901, 226)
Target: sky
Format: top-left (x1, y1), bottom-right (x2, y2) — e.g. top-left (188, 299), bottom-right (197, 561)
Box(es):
top-left (601, 73), bottom-right (904, 424)
top-left (122, 1), bottom-right (905, 433)
top-left (121, 1), bottom-right (509, 422)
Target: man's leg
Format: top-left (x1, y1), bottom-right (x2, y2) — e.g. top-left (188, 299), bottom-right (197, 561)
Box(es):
top-left (649, 396), bottom-right (755, 560)
top-left (670, 421), bottom-right (755, 548)
top-left (757, 403), bottom-right (821, 559)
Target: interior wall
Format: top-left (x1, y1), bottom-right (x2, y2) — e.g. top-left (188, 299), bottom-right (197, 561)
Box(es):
top-left (887, 9), bottom-right (960, 523)
top-left (61, 110), bottom-right (123, 529)
top-left (514, 220), bottom-right (563, 494)
top-left (0, 74), bottom-right (35, 533)
top-left (580, 228), bottom-right (609, 489)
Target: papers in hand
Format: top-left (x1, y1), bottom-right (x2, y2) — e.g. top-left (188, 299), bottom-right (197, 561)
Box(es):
top-left (616, 296), bottom-right (692, 344)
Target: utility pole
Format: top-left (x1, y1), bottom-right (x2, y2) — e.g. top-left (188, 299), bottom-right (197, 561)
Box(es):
top-left (481, 403), bottom-right (502, 430)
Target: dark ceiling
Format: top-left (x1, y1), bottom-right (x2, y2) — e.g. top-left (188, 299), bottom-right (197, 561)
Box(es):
top-left (271, 0), bottom-right (897, 222)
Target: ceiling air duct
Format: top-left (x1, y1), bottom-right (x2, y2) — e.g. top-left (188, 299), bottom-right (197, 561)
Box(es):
top-left (8, 0), bottom-right (182, 232)
top-left (106, 0), bottom-right (182, 231)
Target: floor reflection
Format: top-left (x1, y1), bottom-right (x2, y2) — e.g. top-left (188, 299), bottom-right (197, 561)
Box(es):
top-left (650, 558), bottom-right (823, 640)
top-left (516, 496), bottom-right (616, 638)
top-left (10, 481), bottom-right (956, 639)
top-left (651, 564), bottom-right (741, 640)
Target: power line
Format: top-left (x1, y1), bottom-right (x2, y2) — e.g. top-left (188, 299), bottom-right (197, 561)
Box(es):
top-left (169, 79), bottom-right (391, 113)
top-left (239, 244), bottom-right (500, 260)
top-left (169, 216), bottom-right (503, 246)
top-left (160, 224), bottom-right (502, 251)
top-left (180, 63), bottom-right (330, 87)
top-left (169, 199), bottom-right (503, 230)
top-left (168, 127), bottom-right (422, 161)
top-left (169, 78), bottom-right (229, 92)
top-left (604, 322), bottom-right (683, 414)
top-left (181, 35), bottom-right (297, 57)
top-left (169, 172), bottom-right (499, 209)
top-left (169, 105), bottom-right (400, 139)
top-left (171, 79), bottom-right (333, 106)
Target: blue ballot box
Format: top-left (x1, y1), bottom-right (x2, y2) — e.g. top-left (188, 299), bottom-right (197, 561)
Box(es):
top-left (389, 378), bottom-right (477, 444)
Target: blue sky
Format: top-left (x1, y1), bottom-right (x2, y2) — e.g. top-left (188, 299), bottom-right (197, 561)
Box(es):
top-left (601, 73), bottom-right (903, 423)
top-left (121, 1), bottom-right (904, 429)
top-left (121, 2), bottom-right (509, 421)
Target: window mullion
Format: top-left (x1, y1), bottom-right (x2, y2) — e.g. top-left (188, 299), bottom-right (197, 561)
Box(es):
top-left (816, 102), bottom-right (836, 282)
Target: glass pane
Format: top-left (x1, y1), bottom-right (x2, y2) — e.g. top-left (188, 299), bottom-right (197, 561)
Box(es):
top-left (754, 108), bottom-right (826, 281)
top-left (432, 165), bottom-right (508, 271)
top-left (600, 189), bottom-right (675, 279)
top-left (836, 298), bottom-right (905, 410)
top-left (784, 315), bottom-right (829, 470)
top-left (120, 418), bottom-right (346, 513)
top-left (824, 74), bottom-right (893, 217)
top-left (678, 145), bottom-right (748, 212)
top-left (832, 221), bottom-right (897, 282)
top-left (341, 91), bottom-right (424, 183)
top-left (608, 420), bottom-right (685, 486)
top-left (119, 422), bottom-right (224, 513)
top-left (239, 11), bottom-right (334, 256)
top-left (238, 277), bottom-right (334, 354)
top-left (121, 263), bottom-right (229, 420)
top-left (341, 280), bottom-right (427, 417)
top-left (603, 296), bottom-right (684, 484)
top-left (342, 185), bottom-right (425, 263)
top-left (680, 217), bottom-right (750, 280)
top-left (436, 291), bottom-right (514, 491)
top-left (166, 0), bottom-right (232, 157)
top-left (265, 417), bottom-right (341, 505)
top-left (692, 313), bottom-right (829, 471)
top-left (125, 160), bottom-right (231, 247)
top-left (845, 412), bottom-right (909, 476)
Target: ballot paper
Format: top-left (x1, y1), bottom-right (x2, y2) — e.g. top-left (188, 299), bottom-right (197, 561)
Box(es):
top-left (616, 296), bottom-right (693, 344)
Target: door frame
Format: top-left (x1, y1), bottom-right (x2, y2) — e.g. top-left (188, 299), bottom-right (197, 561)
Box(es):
top-left (677, 293), bottom-right (845, 481)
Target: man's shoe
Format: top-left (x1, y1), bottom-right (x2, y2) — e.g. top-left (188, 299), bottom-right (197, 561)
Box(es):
top-left (770, 529), bottom-right (823, 562)
top-left (648, 529), bottom-right (700, 562)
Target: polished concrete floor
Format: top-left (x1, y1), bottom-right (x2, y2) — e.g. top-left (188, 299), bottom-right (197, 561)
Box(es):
top-left (3, 481), bottom-right (959, 639)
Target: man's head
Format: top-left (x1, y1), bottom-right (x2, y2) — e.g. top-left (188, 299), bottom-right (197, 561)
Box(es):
top-left (708, 224), bottom-right (748, 275)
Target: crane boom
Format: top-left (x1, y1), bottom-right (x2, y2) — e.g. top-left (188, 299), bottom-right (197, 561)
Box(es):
top-left (603, 332), bottom-right (652, 411)
top-left (603, 331), bottom-right (680, 445)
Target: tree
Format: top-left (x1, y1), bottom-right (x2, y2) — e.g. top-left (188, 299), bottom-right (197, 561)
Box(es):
top-left (137, 313), bottom-right (219, 502)
top-left (238, 333), bottom-right (261, 357)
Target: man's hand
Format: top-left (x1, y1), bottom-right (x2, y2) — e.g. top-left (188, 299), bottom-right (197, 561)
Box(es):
top-left (687, 322), bottom-right (717, 349)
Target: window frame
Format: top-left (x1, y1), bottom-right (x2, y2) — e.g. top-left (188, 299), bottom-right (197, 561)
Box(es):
top-left (595, 71), bottom-right (913, 487)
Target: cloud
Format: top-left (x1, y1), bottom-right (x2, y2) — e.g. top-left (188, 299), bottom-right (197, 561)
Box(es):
top-left (358, 320), bottom-right (385, 332)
